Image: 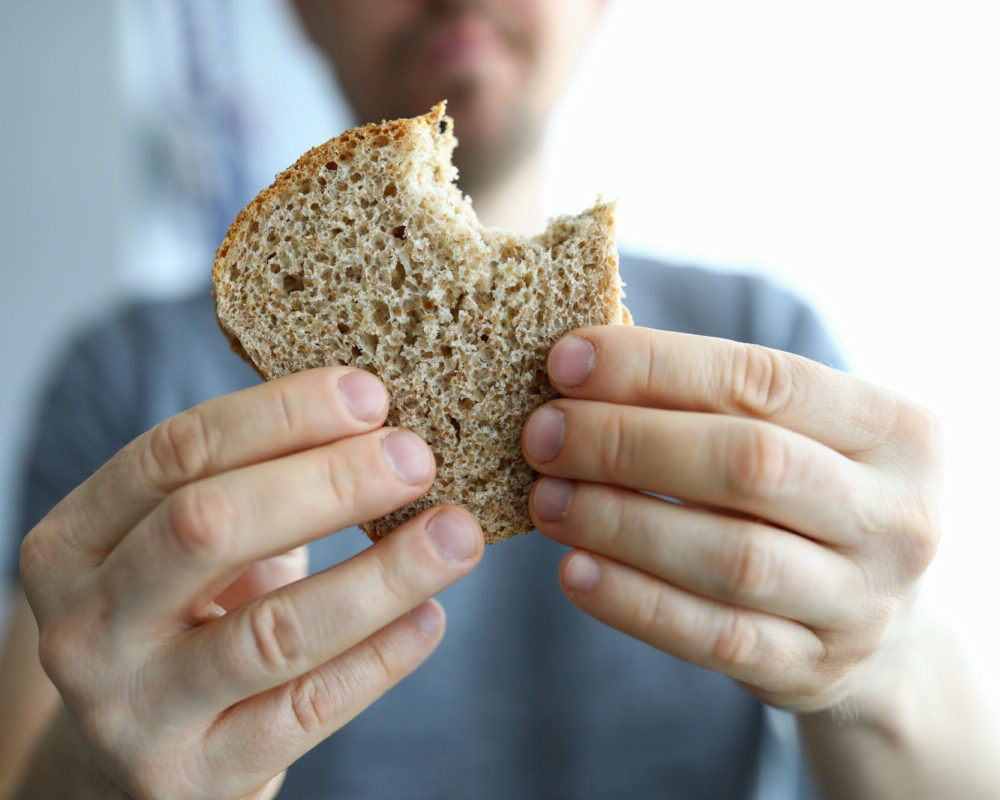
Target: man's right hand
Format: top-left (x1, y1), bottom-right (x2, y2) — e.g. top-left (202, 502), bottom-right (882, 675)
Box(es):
top-left (17, 366), bottom-right (483, 800)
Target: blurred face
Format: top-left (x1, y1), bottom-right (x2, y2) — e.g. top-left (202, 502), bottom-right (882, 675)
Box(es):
top-left (291, 0), bottom-right (604, 192)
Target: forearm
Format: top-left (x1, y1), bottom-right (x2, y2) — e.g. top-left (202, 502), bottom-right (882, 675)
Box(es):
top-left (13, 704), bottom-right (131, 800)
top-left (798, 609), bottom-right (1000, 799)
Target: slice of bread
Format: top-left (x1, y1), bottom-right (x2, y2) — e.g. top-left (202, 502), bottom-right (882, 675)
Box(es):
top-left (213, 102), bottom-right (629, 543)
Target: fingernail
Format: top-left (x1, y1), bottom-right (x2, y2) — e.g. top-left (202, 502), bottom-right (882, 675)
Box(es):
top-left (382, 431), bottom-right (434, 484)
top-left (523, 405), bottom-right (565, 463)
top-left (533, 477), bottom-right (574, 522)
top-left (427, 510), bottom-right (478, 561)
top-left (549, 336), bottom-right (595, 388)
top-left (339, 371), bottom-right (387, 421)
top-left (564, 551), bottom-right (600, 593)
top-left (409, 600), bottom-right (444, 637)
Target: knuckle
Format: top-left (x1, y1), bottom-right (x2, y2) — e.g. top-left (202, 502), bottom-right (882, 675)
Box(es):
top-left (37, 623), bottom-right (81, 689)
top-left (358, 635), bottom-right (396, 684)
top-left (166, 484), bottom-right (234, 561)
top-left (18, 523), bottom-right (59, 586)
top-left (729, 343), bottom-right (795, 419)
top-left (898, 510), bottom-right (941, 579)
top-left (75, 699), bottom-right (130, 756)
top-left (288, 671), bottom-right (342, 737)
top-left (370, 543), bottom-right (417, 608)
top-left (720, 532), bottom-right (776, 602)
top-left (892, 400), bottom-right (944, 462)
top-left (724, 423), bottom-right (790, 501)
top-left (273, 382), bottom-right (298, 437)
top-left (318, 448), bottom-right (358, 512)
top-left (634, 329), bottom-right (663, 398)
top-left (631, 586), bottom-right (670, 640)
top-left (711, 612), bottom-right (761, 669)
top-left (144, 407), bottom-right (213, 489)
top-left (247, 595), bottom-right (308, 677)
top-left (599, 410), bottom-right (634, 478)
top-left (603, 488), bottom-right (633, 549)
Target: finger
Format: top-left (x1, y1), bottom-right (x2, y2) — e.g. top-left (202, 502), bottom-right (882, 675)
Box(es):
top-left (42, 367), bottom-right (389, 559)
top-left (558, 550), bottom-right (830, 706)
top-left (522, 399), bottom-right (884, 545)
top-left (213, 547), bottom-right (310, 612)
top-left (547, 326), bottom-right (905, 457)
top-left (530, 478), bottom-right (858, 628)
top-left (200, 599), bottom-right (447, 798)
top-left (99, 427), bottom-right (437, 625)
top-left (162, 506), bottom-right (481, 721)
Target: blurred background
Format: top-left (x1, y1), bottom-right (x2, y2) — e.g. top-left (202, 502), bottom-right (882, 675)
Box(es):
top-left (1, 0), bottom-right (997, 708)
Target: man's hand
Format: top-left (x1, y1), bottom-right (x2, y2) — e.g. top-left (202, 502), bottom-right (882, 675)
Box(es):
top-left (18, 367), bottom-right (483, 800)
top-left (522, 326), bottom-right (941, 713)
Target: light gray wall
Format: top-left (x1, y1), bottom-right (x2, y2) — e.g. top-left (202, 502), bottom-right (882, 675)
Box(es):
top-left (0, 0), bottom-right (346, 607)
top-left (0, 0), bottom-right (127, 587)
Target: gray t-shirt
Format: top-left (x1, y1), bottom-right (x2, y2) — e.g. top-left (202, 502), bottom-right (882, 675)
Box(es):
top-left (15, 255), bottom-right (843, 799)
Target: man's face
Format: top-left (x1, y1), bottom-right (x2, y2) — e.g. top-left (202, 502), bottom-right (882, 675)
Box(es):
top-left (291, 0), bottom-right (604, 191)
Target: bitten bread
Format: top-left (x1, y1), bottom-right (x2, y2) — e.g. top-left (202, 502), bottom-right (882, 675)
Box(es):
top-left (212, 102), bottom-right (629, 543)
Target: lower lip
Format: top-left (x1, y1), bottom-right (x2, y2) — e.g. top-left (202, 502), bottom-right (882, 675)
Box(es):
top-left (419, 15), bottom-right (505, 72)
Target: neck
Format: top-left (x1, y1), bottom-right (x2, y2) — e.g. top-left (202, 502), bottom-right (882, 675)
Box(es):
top-left (464, 142), bottom-right (546, 236)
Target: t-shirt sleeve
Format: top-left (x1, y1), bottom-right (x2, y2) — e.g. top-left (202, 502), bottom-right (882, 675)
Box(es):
top-left (740, 274), bottom-right (847, 371)
top-left (8, 316), bottom-right (143, 582)
top-left (8, 295), bottom-right (259, 584)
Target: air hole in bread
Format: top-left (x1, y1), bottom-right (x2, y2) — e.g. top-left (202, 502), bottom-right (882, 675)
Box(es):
top-left (324, 161), bottom-right (337, 171)
top-left (448, 415), bottom-right (461, 443)
top-left (391, 260), bottom-right (406, 290)
top-left (383, 182), bottom-right (398, 198)
top-left (391, 225), bottom-right (406, 240)
top-left (337, 322), bottom-right (350, 334)
top-left (350, 172), bottom-right (362, 183)
top-left (372, 134), bottom-right (390, 147)
top-left (282, 274), bottom-right (304, 293)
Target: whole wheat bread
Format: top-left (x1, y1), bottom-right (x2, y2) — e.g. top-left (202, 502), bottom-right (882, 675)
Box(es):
top-left (213, 102), bottom-right (629, 543)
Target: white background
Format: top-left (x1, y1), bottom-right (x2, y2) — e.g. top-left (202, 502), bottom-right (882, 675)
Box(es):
top-left (1, 0), bottom-right (997, 709)
top-left (546, 0), bottom-right (1000, 710)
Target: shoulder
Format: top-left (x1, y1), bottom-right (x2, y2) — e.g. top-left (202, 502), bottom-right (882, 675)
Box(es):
top-left (43, 289), bottom-right (258, 434)
top-left (619, 252), bottom-right (845, 368)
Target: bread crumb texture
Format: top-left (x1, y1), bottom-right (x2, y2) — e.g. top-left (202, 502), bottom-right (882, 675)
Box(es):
top-left (213, 103), bottom-right (628, 543)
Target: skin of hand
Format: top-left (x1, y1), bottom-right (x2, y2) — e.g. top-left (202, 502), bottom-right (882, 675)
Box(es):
top-left (17, 367), bottom-right (484, 800)
top-left (522, 326), bottom-right (942, 714)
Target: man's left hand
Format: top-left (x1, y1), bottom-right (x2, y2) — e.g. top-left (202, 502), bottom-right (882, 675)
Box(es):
top-left (522, 326), bottom-right (942, 713)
